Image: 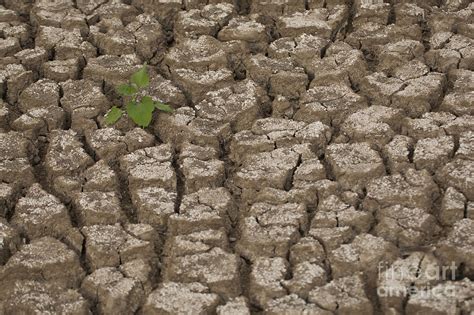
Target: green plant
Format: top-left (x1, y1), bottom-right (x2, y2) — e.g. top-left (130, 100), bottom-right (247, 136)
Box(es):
top-left (104, 63), bottom-right (173, 128)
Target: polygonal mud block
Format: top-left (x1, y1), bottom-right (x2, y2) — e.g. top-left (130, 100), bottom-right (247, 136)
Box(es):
top-left (376, 40), bottom-right (425, 74)
top-left (413, 135), bottom-right (454, 173)
top-left (11, 184), bottom-right (72, 240)
top-left (394, 3), bottom-right (425, 26)
top-left (86, 128), bottom-right (127, 162)
top-left (0, 158), bottom-right (35, 188)
top-left (308, 274), bottom-right (374, 314)
top-left (340, 105), bottom-right (404, 149)
top-left (289, 237), bottom-right (326, 266)
top-left (180, 156), bottom-right (225, 194)
top-left (295, 83), bottom-right (367, 127)
top-left (81, 267), bottom-right (144, 315)
top-left (163, 247), bottom-right (241, 299)
top-left (175, 4), bottom-right (234, 39)
top-left (329, 234), bottom-right (399, 285)
top-left (307, 226), bottom-right (354, 252)
top-left (35, 26), bottom-right (95, 60)
top-left (382, 135), bottom-right (414, 174)
top-left (73, 191), bottom-right (126, 226)
top-left (0, 237), bottom-right (85, 289)
top-left (436, 159), bottom-right (474, 200)
top-left (265, 294), bottom-right (332, 315)
top-left (217, 297), bottom-right (250, 315)
top-left (18, 79), bottom-right (60, 113)
top-left (90, 27), bottom-right (136, 56)
top-left (363, 168), bottom-right (439, 212)
top-left (374, 205), bottom-right (440, 248)
top-left (439, 187), bottom-right (467, 226)
top-left (250, 0), bottom-right (305, 16)
top-left (308, 45), bottom-right (368, 88)
top-left (120, 146), bottom-right (176, 193)
top-left (0, 218), bottom-right (20, 265)
top-left (44, 130), bottom-right (94, 180)
top-left (143, 74), bottom-right (187, 109)
top-left (0, 63), bottom-right (34, 104)
top-left (249, 257), bottom-right (288, 308)
top-left (276, 6), bottom-right (349, 39)
top-left (0, 37), bottom-right (21, 57)
top-left (352, 2), bottom-right (390, 28)
top-left (142, 282), bottom-right (220, 315)
top-left (401, 117), bottom-right (447, 141)
top-left (282, 262), bottom-right (327, 299)
top-left (195, 79), bottom-right (267, 132)
top-left (218, 16), bottom-right (269, 53)
top-left (326, 142), bottom-right (385, 193)
top-left (392, 59), bottom-right (430, 81)
top-left (0, 281), bottom-right (90, 314)
top-left (164, 229), bottom-right (230, 258)
top-left (359, 72), bottom-right (405, 107)
top-left (440, 90), bottom-right (474, 117)
top-left (120, 258), bottom-right (157, 295)
top-left (30, 1), bottom-right (88, 35)
top-left (435, 219), bottom-right (474, 278)
top-left (456, 131), bottom-right (474, 161)
top-left (81, 224), bottom-right (156, 271)
top-left (83, 54), bottom-right (141, 88)
top-left (406, 279), bottom-right (474, 315)
top-left (168, 187), bottom-right (235, 235)
top-left (131, 187), bottom-right (176, 233)
top-left (42, 58), bottom-right (80, 82)
top-left (131, 0), bottom-right (179, 29)
top-left (0, 131), bottom-right (32, 161)
top-left (232, 147), bottom-right (301, 192)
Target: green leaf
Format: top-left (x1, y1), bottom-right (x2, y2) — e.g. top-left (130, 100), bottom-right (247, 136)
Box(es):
top-left (130, 63), bottom-right (149, 89)
top-left (117, 84), bottom-right (137, 96)
top-left (126, 97), bottom-right (155, 128)
top-left (154, 101), bottom-right (173, 113)
top-left (104, 106), bottom-right (124, 125)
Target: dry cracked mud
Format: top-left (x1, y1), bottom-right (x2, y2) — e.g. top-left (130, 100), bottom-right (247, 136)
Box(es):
top-left (0, 0), bottom-right (473, 314)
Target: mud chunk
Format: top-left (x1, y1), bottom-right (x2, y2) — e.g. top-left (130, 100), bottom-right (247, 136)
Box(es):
top-left (440, 86), bottom-right (474, 117)
top-left (0, 158), bottom-right (35, 188)
top-left (250, 0), bottom-right (305, 16)
top-left (435, 219), bottom-right (474, 278)
top-left (353, 2), bottom-right (390, 28)
top-left (83, 54), bottom-right (141, 89)
top-left (436, 159), bottom-right (474, 200)
top-left (425, 33), bottom-right (473, 73)
top-left (119, 259), bottom-right (156, 295)
top-left (377, 252), bottom-right (443, 313)
top-left (268, 34), bottom-right (329, 69)
top-left (217, 297), bottom-right (250, 315)
top-left (163, 247), bottom-right (241, 299)
top-left (414, 135), bottom-right (454, 173)
top-left (376, 40), bottom-right (425, 75)
top-left (18, 79), bottom-right (59, 113)
top-left (81, 267), bottom-right (144, 315)
top-left (289, 237), bottom-right (326, 266)
top-left (0, 131), bottom-right (32, 160)
top-left (406, 279), bottom-right (474, 315)
top-left (120, 145), bottom-right (176, 193)
top-left (86, 128), bottom-right (127, 162)
top-left (30, 1), bottom-right (88, 34)
top-left (295, 84), bottom-right (367, 127)
top-left (329, 234), bottom-right (399, 284)
top-left (14, 47), bottom-right (48, 76)
top-left (233, 147), bottom-right (301, 193)
top-left (81, 224), bottom-right (156, 271)
top-left (265, 294), bottom-right (331, 315)
top-left (0, 37), bottom-right (20, 57)
top-left (195, 79), bottom-right (267, 132)
top-left (0, 218), bottom-right (20, 265)
top-left (236, 202), bottom-right (306, 260)
top-left (35, 26), bottom-right (95, 60)
top-left (0, 237), bottom-right (85, 288)
top-left (440, 187), bottom-right (467, 226)
top-left (394, 3), bottom-right (426, 26)
top-left (0, 281), bottom-right (90, 314)
top-left (164, 229), bottom-right (230, 258)
top-left (175, 3), bottom-right (234, 39)
top-left (132, 187), bottom-right (176, 234)
top-left (340, 106), bottom-right (403, 148)
top-left (382, 135), bottom-right (414, 174)
top-left (276, 6), bottom-right (348, 39)
top-left (143, 74), bottom-right (186, 109)
top-left (249, 257), bottom-right (288, 308)
top-left (12, 184), bottom-right (72, 240)
top-left (0, 101), bottom-right (9, 129)
top-left (364, 168), bottom-right (439, 212)
top-left (308, 44), bottom-right (368, 87)
top-left (73, 191), bottom-right (125, 226)
top-left (45, 130), bottom-right (94, 181)
top-left (0, 63), bottom-right (34, 103)
top-left (283, 262), bottom-right (327, 299)
top-left (456, 131), bottom-right (474, 160)
top-left (89, 24), bottom-right (135, 57)
top-left (43, 58), bottom-right (80, 82)
top-left (132, 0), bottom-right (179, 28)
top-left (155, 107), bottom-right (232, 151)
top-left (326, 142), bottom-right (385, 193)
top-left (375, 205), bottom-right (440, 247)
top-left (218, 16), bottom-right (269, 53)
top-left (308, 226), bottom-right (354, 252)
top-left (308, 274), bottom-right (373, 314)
top-left (169, 187), bottom-right (235, 235)
top-left (179, 144), bottom-right (225, 194)
top-left (142, 282), bottom-right (220, 315)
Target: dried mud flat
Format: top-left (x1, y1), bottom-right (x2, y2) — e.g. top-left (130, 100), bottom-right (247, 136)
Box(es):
top-left (0, 0), bottom-right (473, 314)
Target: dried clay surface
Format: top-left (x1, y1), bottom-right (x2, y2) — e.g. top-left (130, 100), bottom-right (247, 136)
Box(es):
top-left (0, 0), bottom-right (473, 314)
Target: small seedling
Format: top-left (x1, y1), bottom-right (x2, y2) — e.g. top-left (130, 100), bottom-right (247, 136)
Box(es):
top-left (104, 63), bottom-right (173, 128)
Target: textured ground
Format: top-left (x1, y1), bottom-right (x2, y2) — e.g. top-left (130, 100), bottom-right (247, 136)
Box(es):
top-left (0, 0), bottom-right (473, 314)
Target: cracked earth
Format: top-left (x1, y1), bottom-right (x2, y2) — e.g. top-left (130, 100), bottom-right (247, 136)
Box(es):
top-left (0, 0), bottom-right (473, 314)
